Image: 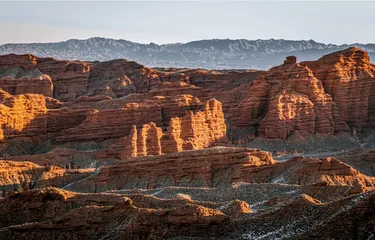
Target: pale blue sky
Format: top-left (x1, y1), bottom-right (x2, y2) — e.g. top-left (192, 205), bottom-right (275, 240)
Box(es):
top-left (0, 1), bottom-right (374, 45)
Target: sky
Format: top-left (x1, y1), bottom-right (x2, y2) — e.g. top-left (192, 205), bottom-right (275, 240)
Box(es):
top-left (0, 1), bottom-right (375, 45)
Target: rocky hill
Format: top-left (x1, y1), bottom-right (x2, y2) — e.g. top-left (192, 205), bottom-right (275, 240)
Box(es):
top-left (1, 37), bottom-right (375, 69)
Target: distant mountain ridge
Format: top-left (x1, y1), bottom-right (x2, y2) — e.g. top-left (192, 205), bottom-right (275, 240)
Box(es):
top-left (1, 37), bottom-right (375, 69)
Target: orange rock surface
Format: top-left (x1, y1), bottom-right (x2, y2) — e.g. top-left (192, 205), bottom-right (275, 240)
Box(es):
top-left (0, 54), bottom-right (187, 101)
top-left (1, 187), bottom-right (374, 239)
top-left (0, 54), bottom-right (90, 101)
top-left (0, 188), bottom-right (229, 240)
top-left (241, 156), bottom-right (375, 193)
top-left (91, 98), bottom-right (226, 158)
top-left (229, 56), bottom-right (349, 139)
top-left (87, 59), bottom-right (186, 98)
top-left (0, 160), bottom-right (93, 195)
top-left (0, 67), bottom-right (53, 97)
top-left (71, 147), bottom-right (275, 191)
top-left (222, 200), bottom-right (252, 217)
top-left (301, 47), bottom-right (375, 127)
top-left (0, 90), bottom-right (47, 141)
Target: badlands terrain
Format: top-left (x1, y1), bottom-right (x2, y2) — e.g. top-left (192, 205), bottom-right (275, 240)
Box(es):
top-left (0, 47), bottom-right (374, 239)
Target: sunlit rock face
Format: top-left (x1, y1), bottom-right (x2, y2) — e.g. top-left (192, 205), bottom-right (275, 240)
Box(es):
top-left (96, 98), bottom-right (227, 159)
top-left (0, 90), bottom-right (47, 141)
top-left (301, 47), bottom-right (375, 128)
top-left (229, 56), bottom-right (342, 139)
top-left (229, 48), bottom-right (375, 140)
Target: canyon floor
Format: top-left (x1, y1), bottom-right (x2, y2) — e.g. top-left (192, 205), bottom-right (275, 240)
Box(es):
top-left (0, 47), bottom-right (375, 239)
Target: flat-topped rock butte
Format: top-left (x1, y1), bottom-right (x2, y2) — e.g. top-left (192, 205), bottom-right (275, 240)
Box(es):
top-left (0, 47), bottom-right (375, 239)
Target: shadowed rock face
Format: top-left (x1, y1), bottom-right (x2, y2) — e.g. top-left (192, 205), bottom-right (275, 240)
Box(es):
top-left (284, 56), bottom-right (297, 64)
top-left (87, 59), bottom-right (187, 98)
top-left (243, 156), bottom-right (375, 193)
top-left (340, 148), bottom-right (375, 176)
top-left (0, 67), bottom-right (53, 97)
top-left (0, 188), bottom-right (231, 240)
top-left (0, 54), bottom-right (90, 101)
top-left (0, 54), bottom-right (187, 102)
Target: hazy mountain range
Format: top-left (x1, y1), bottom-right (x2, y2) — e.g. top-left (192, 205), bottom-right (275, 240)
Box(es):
top-left (1, 37), bottom-right (374, 69)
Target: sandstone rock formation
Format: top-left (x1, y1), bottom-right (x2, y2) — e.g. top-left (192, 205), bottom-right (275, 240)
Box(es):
top-left (301, 47), bottom-right (375, 128)
top-left (51, 93), bottom-right (202, 143)
top-left (0, 85), bottom-right (227, 158)
top-left (0, 67), bottom-right (53, 96)
top-left (0, 54), bottom-right (187, 102)
top-left (0, 164), bottom-right (374, 239)
top-left (340, 148), bottom-right (375, 176)
top-left (0, 90), bottom-right (47, 141)
top-left (69, 148), bottom-right (375, 194)
top-left (94, 98), bottom-right (226, 158)
top-left (86, 59), bottom-right (186, 98)
top-left (224, 48), bottom-right (375, 141)
top-left (229, 55), bottom-right (350, 140)
top-left (284, 55), bottom-right (297, 64)
top-left (0, 188), bottom-right (230, 240)
top-left (222, 200), bottom-right (252, 217)
top-left (69, 147), bottom-right (276, 191)
top-left (0, 160), bottom-right (93, 195)
top-left (0, 54), bottom-right (90, 101)
top-left (241, 156), bottom-right (375, 194)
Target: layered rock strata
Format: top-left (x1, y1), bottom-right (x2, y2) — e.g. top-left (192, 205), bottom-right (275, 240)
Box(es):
top-left (72, 98), bottom-right (226, 155)
top-left (0, 90), bottom-right (47, 141)
top-left (301, 47), bottom-right (375, 127)
top-left (70, 147), bottom-right (276, 191)
top-left (228, 48), bottom-right (375, 140)
top-left (242, 156), bottom-right (375, 194)
top-left (0, 188), bottom-right (229, 240)
top-left (229, 56), bottom-right (348, 139)
top-left (67, 148), bottom-right (375, 194)
top-left (0, 160), bottom-right (93, 195)
top-left (0, 67), bottom-right (53, 96)
top-left (0, 54), bottom-right (187, 101)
